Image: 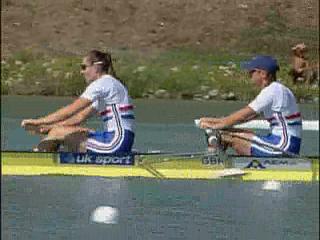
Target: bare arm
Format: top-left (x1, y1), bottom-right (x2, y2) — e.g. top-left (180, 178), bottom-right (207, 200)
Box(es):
top-left (200, 106), bottom-right (257, 129)
top-left (59, 105), bottom-right (96, 126)
top-left (39, 105), bottom-right (97, 134)
top-left (294, 57), bottom-right (309, 73)
top-left (22, 98), bottom-right (92, 126)
top-left (221, 106), bottom-right (257, 126)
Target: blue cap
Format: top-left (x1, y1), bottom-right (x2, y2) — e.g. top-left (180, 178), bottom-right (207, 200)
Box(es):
top-left (240, 55), bottom-right (279, 74)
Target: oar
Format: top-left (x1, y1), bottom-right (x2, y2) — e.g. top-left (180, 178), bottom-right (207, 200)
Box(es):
top-left (134, 150), bottom-right (209, 157)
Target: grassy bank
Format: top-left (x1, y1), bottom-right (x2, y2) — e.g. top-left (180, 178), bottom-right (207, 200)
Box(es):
top-left (1, 49), bottom-right (319, 102)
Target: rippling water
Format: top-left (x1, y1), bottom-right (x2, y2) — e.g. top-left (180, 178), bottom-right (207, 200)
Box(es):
top-left (2, 96), bottom-right (319, 240)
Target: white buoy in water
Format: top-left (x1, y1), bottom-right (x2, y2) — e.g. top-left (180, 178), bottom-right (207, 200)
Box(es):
top-left (262, 180), bottom-right (281, 191)
top-left (90, 206), bottom-right (119, 224)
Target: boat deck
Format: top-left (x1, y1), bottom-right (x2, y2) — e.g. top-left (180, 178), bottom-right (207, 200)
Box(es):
top-left (1, 152), bottom-right (319, 181)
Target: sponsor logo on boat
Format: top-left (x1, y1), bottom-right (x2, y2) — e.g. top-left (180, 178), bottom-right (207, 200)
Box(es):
top-left (201, 156), bottom-right (312, 170)
top-left (59, 152), bottom-right (134, 165)
top-left (202, 155), bottom-right (224, 165)
top-left (241, 158), bottom-right (311, 169)
top-left (245, 159), bottom-right (298, 169)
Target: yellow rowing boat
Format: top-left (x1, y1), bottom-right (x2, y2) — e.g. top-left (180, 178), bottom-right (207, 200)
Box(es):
top-left (1, 152), bottom-right (319, 182)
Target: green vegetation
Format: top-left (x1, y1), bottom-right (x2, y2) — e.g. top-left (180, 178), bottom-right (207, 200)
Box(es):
top-left (236, 7), bottom-right (319, 59)
top-left (1, 48), bottom-right (318, 102)
top-left (1, 50), bottom-right (85, 96)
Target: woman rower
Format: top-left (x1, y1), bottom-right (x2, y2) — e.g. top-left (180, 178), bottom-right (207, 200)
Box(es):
top-left (21, 50), bottom-right (135, 153)
top-left (199, 55), bottom-right (302, 157)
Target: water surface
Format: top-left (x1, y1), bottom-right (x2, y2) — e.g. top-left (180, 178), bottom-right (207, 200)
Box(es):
top-left (1, 96), bottom-right (319, 240)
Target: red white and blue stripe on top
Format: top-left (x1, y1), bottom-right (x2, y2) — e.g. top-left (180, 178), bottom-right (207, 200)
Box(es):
top-left (249, 112), bottom-right (302, 155)
top-left (264, 112), bottom-right (302, 151)
top-left (266, 112), bottom-right (302, 128)
top-left (100, 104), bottom-right (135, 122)
top-left (86, 104), bottom-right (126, 153)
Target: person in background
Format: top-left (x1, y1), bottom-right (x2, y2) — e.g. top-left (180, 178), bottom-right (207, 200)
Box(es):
top-left (289, 43), bottom-right (317, 85)
top-left (21, 50), bottom-right (135, 153)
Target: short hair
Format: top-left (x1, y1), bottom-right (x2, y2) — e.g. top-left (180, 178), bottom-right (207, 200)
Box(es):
top-left (267, 72), bottom-right (277, 82)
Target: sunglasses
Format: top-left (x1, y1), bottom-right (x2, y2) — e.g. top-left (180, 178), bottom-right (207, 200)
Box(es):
top-left (80, 61), bottom-right (104, 70)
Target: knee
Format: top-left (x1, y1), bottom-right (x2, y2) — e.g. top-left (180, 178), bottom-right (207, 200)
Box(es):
top-left (47, 127), bottom-right (72, 140)
top-left (47, 127), bottom-right (63, 136)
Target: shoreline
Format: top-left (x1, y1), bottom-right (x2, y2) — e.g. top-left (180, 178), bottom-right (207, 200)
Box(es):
top-left (1, 49), bottom-right (319, 103)
top-left (2, 94), bottom-right (319, 106)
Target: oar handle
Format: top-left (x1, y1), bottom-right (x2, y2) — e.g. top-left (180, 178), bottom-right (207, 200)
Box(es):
top-left (194, 119), bottom-right (217, 135)
top-left (194, 119), bottom-right (200, 127)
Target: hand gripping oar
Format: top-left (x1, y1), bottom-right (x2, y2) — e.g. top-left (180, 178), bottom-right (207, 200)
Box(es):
top-left (194, 119), bottom-right (301, 158)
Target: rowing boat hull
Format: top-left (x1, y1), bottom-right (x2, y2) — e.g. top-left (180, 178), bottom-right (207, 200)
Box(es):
top-left (2, 152), bottom-right (319, 182)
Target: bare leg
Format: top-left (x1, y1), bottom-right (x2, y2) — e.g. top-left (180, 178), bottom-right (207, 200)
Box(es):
top-left (38, 126), bottom-right (90, 152)
top-left (47, 126), bottom-right (90, 140)
top-left (220, 130), bottom-right (255, 156)
top-left (63, 131), bottom-right (88, 152)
